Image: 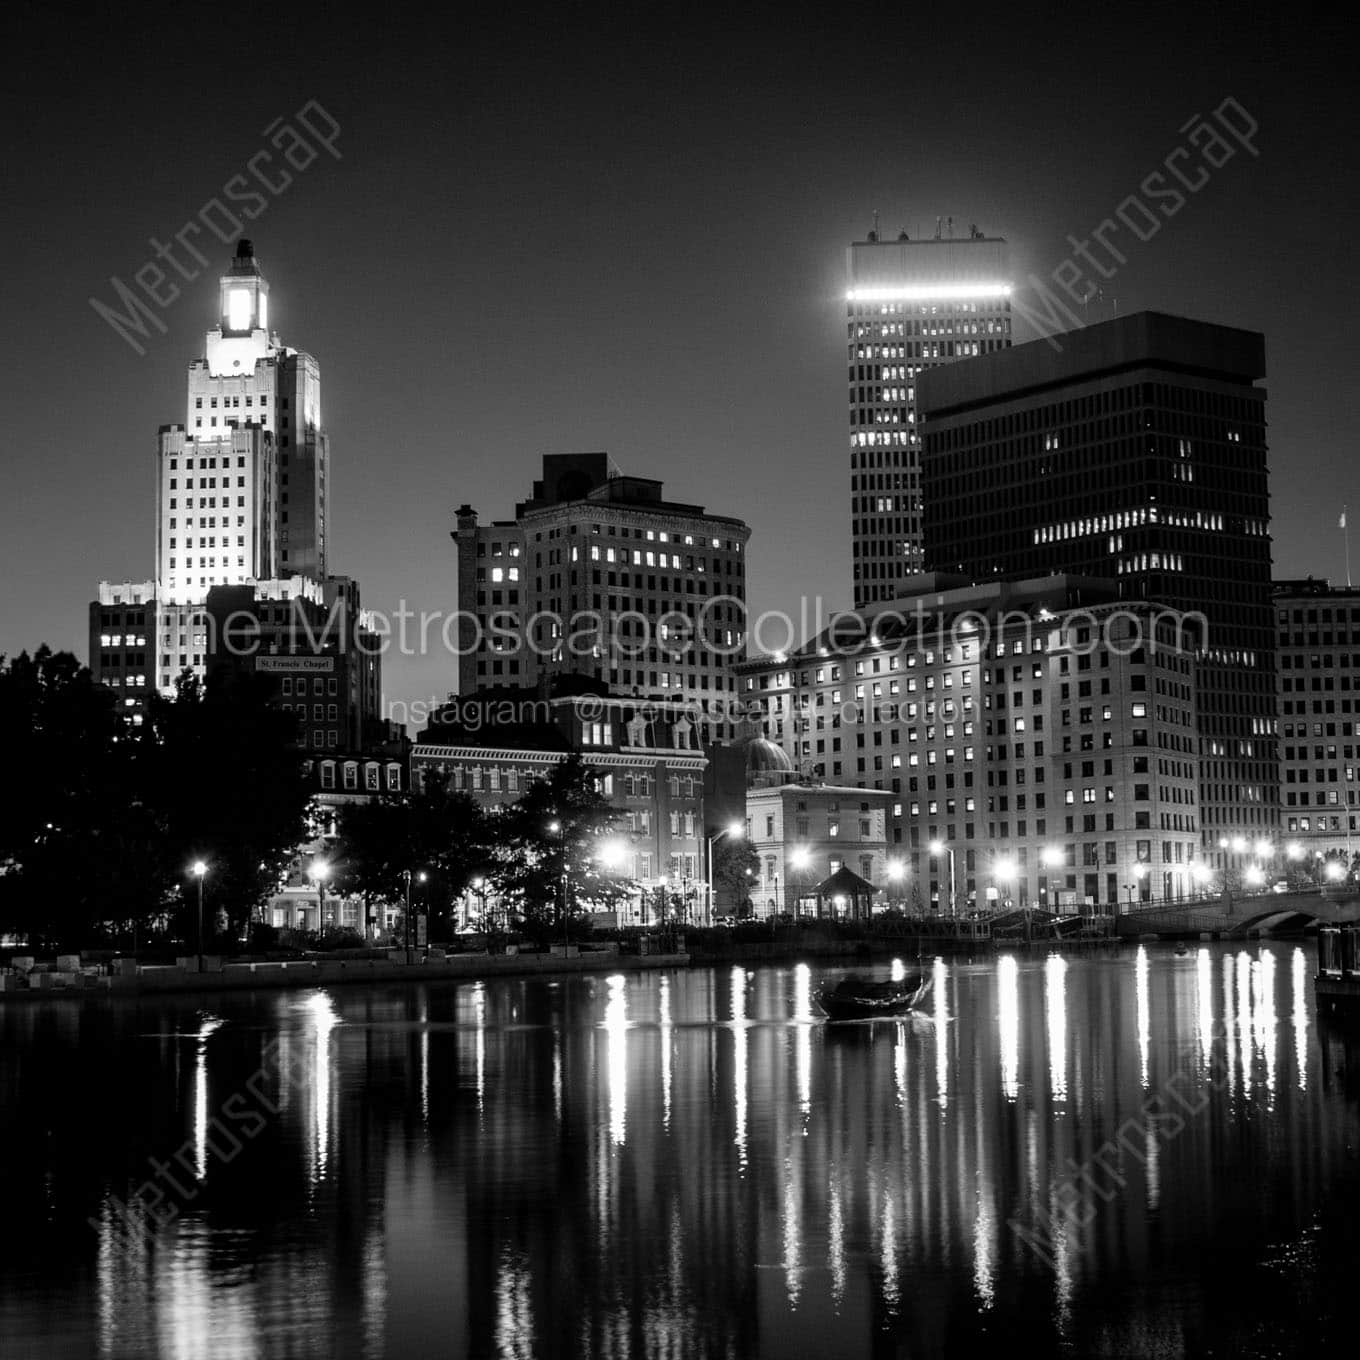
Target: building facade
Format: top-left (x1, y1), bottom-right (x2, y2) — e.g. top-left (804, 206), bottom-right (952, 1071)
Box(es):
top-left (919, 311), bottom-right (1276, 872)
top-left (847, 227), bottom-right (1012, 606)
top-left (746, 783), bottom-right (893, 920)
top-left (738, 575), bottom-right (1202, 912)
top-left (88, 581), bottom-right (156, 722)
top-left (204, 576), bottom-right (384, 754)
top-left (412, 687), bottom-right (726, 925)
top-left (90, 241), bottom-right (376, 741)
top-left (1274, 577), bottom-right (1360, 855)
top-left (453, 453), bottom-right (750, 740)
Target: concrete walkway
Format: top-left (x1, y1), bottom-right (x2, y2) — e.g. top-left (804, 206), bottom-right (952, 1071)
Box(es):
top-left (0, 950), bottom-right (689, 1001)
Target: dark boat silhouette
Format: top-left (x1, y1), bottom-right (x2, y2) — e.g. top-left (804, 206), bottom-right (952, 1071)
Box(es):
top-left (816, 971), bottom-right (931, 1021)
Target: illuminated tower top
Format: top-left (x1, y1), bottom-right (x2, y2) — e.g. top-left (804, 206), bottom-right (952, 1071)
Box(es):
top-left (847, 224), bottom-right (1012, 607)
top-left (205, 239), bottom-right (275, 380)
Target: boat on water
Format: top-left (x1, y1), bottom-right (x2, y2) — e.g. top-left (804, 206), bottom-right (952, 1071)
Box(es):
top-left (816, 971), bottom-right (931, 1021)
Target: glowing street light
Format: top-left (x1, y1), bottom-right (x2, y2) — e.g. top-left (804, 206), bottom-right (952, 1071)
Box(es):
top-left (190, 860), bottom-right (208, 973)
top-left (787, 845), bottom-right (812, 916)
top-left (1244, 864), bottom-right (1266, 888)
top-left (595, 837), bottom-right (628, 871)
top-left (1230, 835), bottom-right (1248, 855)
top-left (1325, 860), bottom-right (1346, 882)
top-left (929, 840), bottom-right (957, 919)
top-left (706, 820), bottom-right (745, 927)
top-left (310, 859), bottom-right (330, 941)
top-left (1285, 841), bottom-right (1305, 862)
top-left (1254, 839), bottom-right (1274, 859)
top-left (1040, 845), bottom-right (1065, 869)
top-left (1191, 862), bottom-right (1214, 887)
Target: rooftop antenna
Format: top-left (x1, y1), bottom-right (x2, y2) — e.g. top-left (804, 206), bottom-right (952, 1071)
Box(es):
top-left (868, 208), bottom-right (879, 242)
top-left (934, 216), bottom-right (942, 239)
top-left (947, 215), bottom-right (954, 239)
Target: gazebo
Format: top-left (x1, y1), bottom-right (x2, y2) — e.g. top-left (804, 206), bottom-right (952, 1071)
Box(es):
top-left (814, 865), bottom-right (878, 921)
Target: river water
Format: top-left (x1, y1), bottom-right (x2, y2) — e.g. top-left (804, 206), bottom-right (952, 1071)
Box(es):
top-left (2, 944), bottom-right (1358, 1358)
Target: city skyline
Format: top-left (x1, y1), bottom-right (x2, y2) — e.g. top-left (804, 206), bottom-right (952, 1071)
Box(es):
top-left (5, 6), bottom-right (1357, 725)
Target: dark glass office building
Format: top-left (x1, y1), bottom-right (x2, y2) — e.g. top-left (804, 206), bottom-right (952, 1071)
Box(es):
top-left (920, 311), bottom-right (1276, 866)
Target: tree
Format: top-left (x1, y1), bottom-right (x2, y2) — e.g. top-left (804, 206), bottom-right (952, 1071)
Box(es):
top-left (0, 648), bottom-right (169, 948)
top-left (490, 756), bottom-right (632, 933)
top-left (330, 771), bottom-right (490, 939)
top-left (712, 835), bottom-right (760, 917)
top-left (139, 670), bottom-right (313, 944)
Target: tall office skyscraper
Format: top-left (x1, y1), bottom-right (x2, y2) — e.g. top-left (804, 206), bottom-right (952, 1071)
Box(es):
top-left (919, 311), bottom-right (1278, 868)
top-left (847, 225), bottom-right (1012, 607)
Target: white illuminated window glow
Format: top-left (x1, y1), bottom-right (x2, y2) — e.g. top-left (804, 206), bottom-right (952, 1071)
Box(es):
top-left (846, 282), bottom-right (1013, 302)
top-left (258, 292), bottom-right (267, 329)
top-left (227, 288), bottom-right (252, 331)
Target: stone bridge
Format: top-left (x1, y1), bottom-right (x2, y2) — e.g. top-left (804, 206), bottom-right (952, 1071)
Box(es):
top-left (1114, 887), bottom-right (1360, 939)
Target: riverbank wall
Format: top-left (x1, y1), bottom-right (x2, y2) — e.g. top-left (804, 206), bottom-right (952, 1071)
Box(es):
top-left (0, 948), bottom-right (689, 1002)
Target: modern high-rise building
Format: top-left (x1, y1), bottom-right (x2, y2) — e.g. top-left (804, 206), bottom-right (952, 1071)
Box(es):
top-left (918, 311), bottom-right (1277, 870)
top-left (1273, 577), bottom-right (1360, 855)
top-left (452, 453), bottom-right (751, 739)
top-left (847, 225), bottom-right (1012, 607)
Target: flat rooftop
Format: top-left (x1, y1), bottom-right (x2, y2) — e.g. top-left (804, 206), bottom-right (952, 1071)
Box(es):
top-left (918, 310), bottom-right (1266, 417)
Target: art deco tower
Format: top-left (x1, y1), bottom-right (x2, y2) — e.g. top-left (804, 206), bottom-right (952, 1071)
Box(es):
top-left (158, 239), bottom-right (328, 606)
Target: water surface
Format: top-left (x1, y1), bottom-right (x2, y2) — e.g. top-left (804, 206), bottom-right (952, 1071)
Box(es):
top-left (2, 944), bottom-right (1358, 1357)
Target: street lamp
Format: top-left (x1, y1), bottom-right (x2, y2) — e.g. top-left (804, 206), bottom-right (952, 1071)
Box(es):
top-left (310, 859), bottom-right (330, 941)
top-left (1191, 862), bottom-right (1214, 895)
top-left (929, 839), bottom-right (956, 919)
top-left (1324, 860), bottom-right (1346, 883)
top-left (190, 860), bottom-right (208, 973)
top-left (470, 875), bottom-right (487, 932)
top-left (884, 858), bottom-right (906, 912)
top-left (1244, 864), bottom-right (1266, 890)
top-left (401, 867), bottom-right (427, 963)
top-left (1040, 845), bottom-right (1064, 911)
top-left (994, 855), bottom-right (1017, 909)
top-left (1132, 861), bottom-right (1148, 906)
top-left (788, 845), bottom-right (812, 916)
top-left (706, 819), bottom-right (745, 928)
top-left (545, 819), bottom-right (574, 943)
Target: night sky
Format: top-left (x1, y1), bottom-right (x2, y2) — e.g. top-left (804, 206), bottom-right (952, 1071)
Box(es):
top-left (4, 2), bottom-right (1357, 723)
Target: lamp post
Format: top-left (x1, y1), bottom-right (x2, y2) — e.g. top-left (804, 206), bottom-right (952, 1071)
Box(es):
top-left (309, 859), bottom-right (331, 942)
top-left (1132, 861), bottom-right (1148, 907)
top-left (547, 820), bottom-right (570, 944)
top-left (928, 839), bottom-right (956, 920)
top-left (1040, 844), bottom-right (1065, 913)
top-left (788, 846), bottom-right (812, 917)
top-left (470, 876), bottom-right (487, 933)
top-left (884, 858), bottom-right (906, 915)
top-left (706, 819), bottom-right (745, 928)
top-left (190, 860), bottom-right (208, 973)
top-left (401, 868), bottom-right (427, 963)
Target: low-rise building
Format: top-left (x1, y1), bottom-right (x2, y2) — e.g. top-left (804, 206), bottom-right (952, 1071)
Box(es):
top-left (745, 782), bottom-right (894, 919)
top-left (412, 684), bottom-right (738, 925)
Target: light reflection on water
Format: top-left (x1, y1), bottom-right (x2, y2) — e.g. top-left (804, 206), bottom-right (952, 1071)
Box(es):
top-left (1, 942), bottom-right (1358, 1358)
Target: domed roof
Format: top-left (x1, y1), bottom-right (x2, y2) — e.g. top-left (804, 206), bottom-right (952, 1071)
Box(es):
top-left (745, 736), bottom-right (794, 775)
